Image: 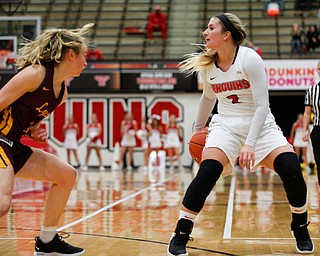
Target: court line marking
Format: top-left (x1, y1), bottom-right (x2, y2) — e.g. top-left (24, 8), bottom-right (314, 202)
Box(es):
top-left (3, 234), bottom-right (320, 241)
top-left (74, 233), bottom-right (238, 256)
top-left (57, 175), bottom-right (175, 231)
top-left (227, 237), bottom-right (302, 240)
top-left (0, 237), bottom-right (35, 240)
top-left (223, 175), bottom-right (236, 239)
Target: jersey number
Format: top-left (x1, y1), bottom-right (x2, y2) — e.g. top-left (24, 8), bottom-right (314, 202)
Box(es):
top-left (226, 94), bottom-right (239, 104)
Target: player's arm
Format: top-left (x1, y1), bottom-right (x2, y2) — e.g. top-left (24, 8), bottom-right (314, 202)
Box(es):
top-left (28, 121), bottom-right (48, 142)
top-left (303, 105), bottom-right (312, 142)
top-left (193, 69), bottom-right (216, 131)
top-left (243, 50), bottom-right (269, 148)
top-left (239, 50), bottom-right (269, 169)
top-left (0, 65), bottom-right (45, 112)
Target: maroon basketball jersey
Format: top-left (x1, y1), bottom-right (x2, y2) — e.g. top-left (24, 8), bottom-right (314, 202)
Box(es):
top-left (0, 62), bottom-right (65, 141)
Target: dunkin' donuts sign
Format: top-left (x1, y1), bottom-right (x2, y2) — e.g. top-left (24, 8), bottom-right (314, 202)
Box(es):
top-left (264, 59), bottom-right (319, 90)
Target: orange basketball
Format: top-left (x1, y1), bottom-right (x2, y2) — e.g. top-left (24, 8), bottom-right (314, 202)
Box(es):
top-left (188, 127), bottom-right (208, 164)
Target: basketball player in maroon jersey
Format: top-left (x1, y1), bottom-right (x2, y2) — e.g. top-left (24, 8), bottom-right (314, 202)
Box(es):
top-left (0, 23), bottom-right (93, 255)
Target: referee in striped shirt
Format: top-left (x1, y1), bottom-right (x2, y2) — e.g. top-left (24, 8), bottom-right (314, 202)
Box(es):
top-left (303, 61), bottom-right (320, 184)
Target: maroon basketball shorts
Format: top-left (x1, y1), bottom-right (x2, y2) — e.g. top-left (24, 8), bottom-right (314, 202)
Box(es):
top-left (0, 134), bottom-right (33, 174)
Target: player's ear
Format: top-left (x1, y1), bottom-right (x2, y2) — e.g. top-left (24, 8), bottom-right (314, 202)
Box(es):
top-left (224, 31), bottom-right (232, 41)
top-left (67, 49), bottom-right (75, 60)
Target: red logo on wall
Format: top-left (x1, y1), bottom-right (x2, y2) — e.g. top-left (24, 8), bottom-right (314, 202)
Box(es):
top-left (49, 96), bottom-right (184, 151)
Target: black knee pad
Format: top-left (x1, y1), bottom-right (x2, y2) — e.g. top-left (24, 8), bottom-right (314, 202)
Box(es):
top-left (274, 152), bottom-right (307, 207)
top-left (182, 159), bottom-right (223, 213)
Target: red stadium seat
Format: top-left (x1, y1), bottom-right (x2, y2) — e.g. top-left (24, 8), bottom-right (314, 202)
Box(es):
top-left (267, 2), bottom-right (280, 17)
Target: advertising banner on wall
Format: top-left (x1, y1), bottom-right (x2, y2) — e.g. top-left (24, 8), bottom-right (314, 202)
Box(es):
top-left (0, 62), bottom-right (122, 92)
top-left (65, 62), bottom-right (121, 93)
top-left (120, 62), bottom-right (197, 91)
top-left (264, 59), bottom-right (319, 90)
top-left (0, 60), bottom-right (318, 92)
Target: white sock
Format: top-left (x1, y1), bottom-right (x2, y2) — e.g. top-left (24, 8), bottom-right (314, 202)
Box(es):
top-left (40, 225), bottom-right (57, 243)
top-left (179, 210), bottom-right (197, 222)
top-left (290, 203), bottom-right (307, 214)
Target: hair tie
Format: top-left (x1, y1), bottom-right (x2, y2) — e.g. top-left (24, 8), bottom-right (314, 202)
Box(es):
top-left (216, 14), bottom-right (241, 42)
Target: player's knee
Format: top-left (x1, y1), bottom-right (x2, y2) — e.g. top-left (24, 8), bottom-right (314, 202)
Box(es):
top-left (195, 159), bottom-right (223, 187)
top-left (0, 198), bottom-right (11, 217)
top-left (58, 165), bottom-right (77, 187)
top-left (182, 159), bottom-right (223, 212)
top-left (273, 152), bottom-right (307, 207)
top-left (273, 152), bottom-right (301, 176)
top-left (67, 166), bottom-right (77, 183)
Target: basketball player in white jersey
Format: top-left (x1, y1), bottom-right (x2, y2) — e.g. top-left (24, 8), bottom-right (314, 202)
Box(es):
top-left (168, 13), bottom-right (313, 255)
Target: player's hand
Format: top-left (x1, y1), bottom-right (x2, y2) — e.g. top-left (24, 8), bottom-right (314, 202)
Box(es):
top-left (31, 128), bottom-right (48, 142)
top-left (302, 130), bottom-right (309, 142)
top-left (239, 144), bottom-right (255, 170)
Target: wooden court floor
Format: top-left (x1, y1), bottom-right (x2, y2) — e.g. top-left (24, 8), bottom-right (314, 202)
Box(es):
top-left (0, 166), bottom-right (320, 256)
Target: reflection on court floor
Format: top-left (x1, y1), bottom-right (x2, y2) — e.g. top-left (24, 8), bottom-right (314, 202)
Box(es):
top-left (0, 166), bottom-right (319, 255)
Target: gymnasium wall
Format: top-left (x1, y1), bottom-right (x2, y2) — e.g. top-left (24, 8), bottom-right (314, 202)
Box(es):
top-left (44, 93), bottom-right (201, 168)
top-left (41, 91), bottom-right (308, 168)
top-left (0, 59), bottom-right (318, 167)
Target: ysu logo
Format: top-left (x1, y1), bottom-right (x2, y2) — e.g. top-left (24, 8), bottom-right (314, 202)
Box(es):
top-left (94, 75), bottom-right (110, 87)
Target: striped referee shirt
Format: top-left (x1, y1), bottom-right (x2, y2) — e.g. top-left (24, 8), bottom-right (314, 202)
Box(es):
top-left (305, 82), bottom-right (320, 126)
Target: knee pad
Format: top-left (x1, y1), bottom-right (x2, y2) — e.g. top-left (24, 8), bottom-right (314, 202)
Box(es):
top-left (274, 152), bottom-right (307, 207)
top-left (182, 159), bottom-right (223, 213)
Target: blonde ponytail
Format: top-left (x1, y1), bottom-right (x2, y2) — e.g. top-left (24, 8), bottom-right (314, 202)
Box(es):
top-left (179, 45), bottom-right (217, 76)
top-left (15, 23), bottom-right (94, 69)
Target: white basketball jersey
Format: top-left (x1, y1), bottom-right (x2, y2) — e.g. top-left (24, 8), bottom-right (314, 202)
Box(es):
top-left (204, 46), bottom-right (269, 117)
